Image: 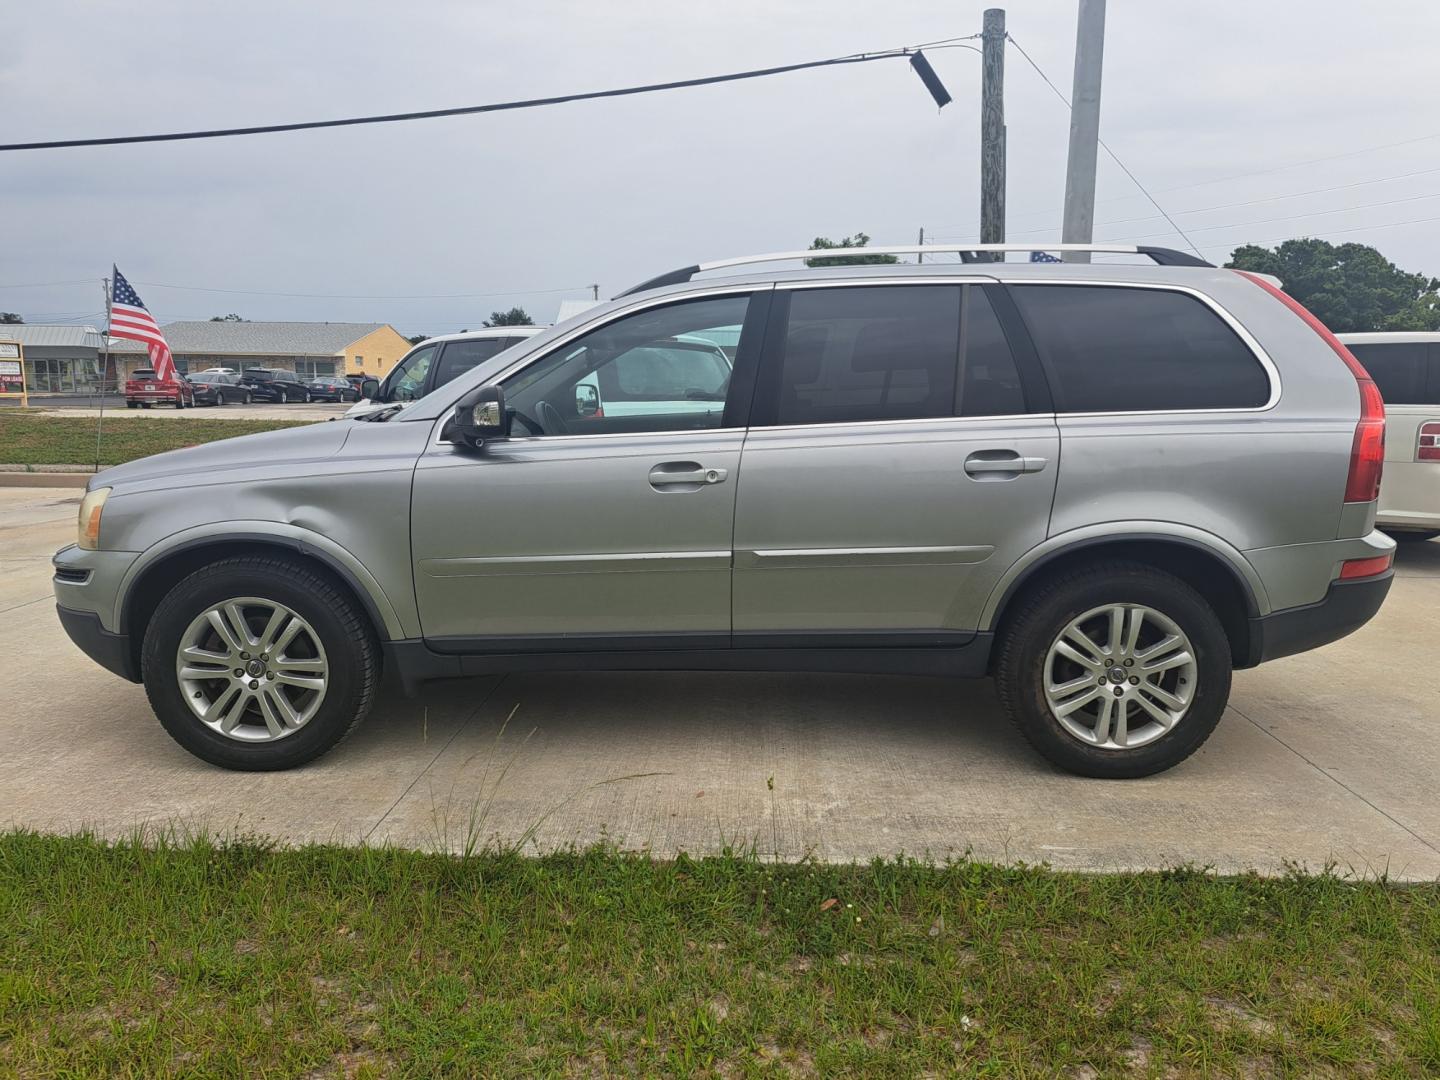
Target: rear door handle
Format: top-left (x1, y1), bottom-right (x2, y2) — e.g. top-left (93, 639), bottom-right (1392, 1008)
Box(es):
top-left (964, 450), bottom-right (1048, 479)
top-left (648, 461), bottom-right (728, 490)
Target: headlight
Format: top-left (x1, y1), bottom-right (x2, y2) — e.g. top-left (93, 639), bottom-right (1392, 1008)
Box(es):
top-left (77, 487), bottom-right (111, 550)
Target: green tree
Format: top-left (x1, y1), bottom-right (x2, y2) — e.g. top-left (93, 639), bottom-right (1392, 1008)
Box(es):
top-left (483, 307), bottom-right (534, 327)
top-left (1226, 239), bottom-right (1440, 332)
top-left (209, 313), bottom-right (245, 322)
top-left (804, 232), bottom-right (899, 268)
top-left (0, 312), bottom-right (22, 324)
top-left (405, 333), bottom-right (430, 346)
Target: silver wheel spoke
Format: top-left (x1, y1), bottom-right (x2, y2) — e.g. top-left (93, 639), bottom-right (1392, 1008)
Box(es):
top-left (271, 617), bottom-right (304, 656)
top-left (1134, 693), bottom-right (1176, 728)
top-left (1062, 626), bottom-right (1107, 667)
top-left (273, 673), bottom-right (324, 692)
top-left (273, 656), bottom-right (324, 672)
top-left (1123, 608), bottom-right (1145, 657)
top-left (1142, 649), bottom-right (1193, 676)
top-left (1140, 681), bottom-right (1187, 712)
top-left (1106, 607), bottom-right (1125, 656)
top-left (1134, 633), bottom-right (1181, 663)
top-left (1092, 695), bottom-right (1114, 744)
top-left (206, 609), bottom-right (246, 655)
top-left (1046, 672), bottom-right (1097, 700)
top-left (1053, 686), bottom-right (1104, 718)
top-left (255, 690), bottom-right (286, 738)
top-left (255, 607), bottom-right (288, 652)
top-left (181, 644), bottom-right (231, 665)
top-left (1053, 640), bottom-right (1102, 673)
top-left (224, 602), bottom-right (257, 647)
top-left (179, 664), bottom-right (229, 681)
top-left (1113, 699), bottom-right (1129, 747)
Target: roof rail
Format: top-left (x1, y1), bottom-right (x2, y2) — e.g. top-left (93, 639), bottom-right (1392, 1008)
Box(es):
top-left (616, 244), bottom-right (1212, 297)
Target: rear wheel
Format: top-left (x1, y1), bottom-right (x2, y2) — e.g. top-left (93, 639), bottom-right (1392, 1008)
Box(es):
top-left (994, 561), bottom-right (1231, 779)
top-left (277, 389), bottom-right (288, 404)
top-left (126, 402), bottom-right (138, 409)
top-left (142, 556), bottom-right (379, 770)
top-left (303, 391), bottom-right (312, 403)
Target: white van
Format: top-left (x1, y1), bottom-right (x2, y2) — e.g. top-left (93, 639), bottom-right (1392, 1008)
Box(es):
top-left (1338, 332), bottom-right (1440, 540)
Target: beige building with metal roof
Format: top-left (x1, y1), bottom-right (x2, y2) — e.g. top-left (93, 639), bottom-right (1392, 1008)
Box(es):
top-left (109, 321), bottom-right (412, 383)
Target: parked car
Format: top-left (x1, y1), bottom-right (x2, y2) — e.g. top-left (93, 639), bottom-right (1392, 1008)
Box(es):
top-left (187, 372), bottom-right (251, 406)
top-left (345, 327), bottom-right (544, 419)
top-left (305, 376), bottom-right (361, 403)
top-left (124, 368), bottom-right (195, 409)
top-left (1336, 332), bottom-right (1440, 541)
top-left (54, 244), bottom-right (1394, 777)
top-left (236, 368), bottom-right (313, 404)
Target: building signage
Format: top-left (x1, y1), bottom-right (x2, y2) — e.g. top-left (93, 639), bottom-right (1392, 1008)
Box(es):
top-left (0, 341), bottom-right (27, 403)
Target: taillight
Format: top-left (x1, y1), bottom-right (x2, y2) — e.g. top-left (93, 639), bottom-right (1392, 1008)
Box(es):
top-left (1339, 553), bottom-right (1393, 580)
top-left (1419, 421), bottom-right (1440, 462)
top-left (1234, 271), bottom-right (1385, 503)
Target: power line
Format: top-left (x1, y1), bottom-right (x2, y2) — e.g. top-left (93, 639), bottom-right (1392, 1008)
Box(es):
top-left (0, 46), bottom-right (945, 153)
top-left (132, 280), bottom-right (590, 301)
top-left (1097, 189), bottom-right (1440, 244)
top-left (1004, 34), bottom-right (1204, 258)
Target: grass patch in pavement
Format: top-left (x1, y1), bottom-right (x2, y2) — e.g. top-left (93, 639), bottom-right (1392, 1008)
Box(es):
top-left (2, 833), bottom-right (1438, 1076)
top-left (0, 412), bottom-right (311, 467)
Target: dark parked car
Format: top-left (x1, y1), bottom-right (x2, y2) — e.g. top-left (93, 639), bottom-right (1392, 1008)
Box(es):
top-left (237, 368), bottom-right (313, 404)
top-left (187, 372), bottom-right (252, 405)
top-left (305, 376), bottom-right (361, 402)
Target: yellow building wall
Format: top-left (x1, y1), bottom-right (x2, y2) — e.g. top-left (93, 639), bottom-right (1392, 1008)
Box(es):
top-left (340, 325), bottom-right (412, 377)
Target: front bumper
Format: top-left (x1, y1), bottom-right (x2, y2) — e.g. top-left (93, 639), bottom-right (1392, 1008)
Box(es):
top-left (1246, 572), bottom-right (1393, 666)
top-left (56, 604), bottom-right (138, 681)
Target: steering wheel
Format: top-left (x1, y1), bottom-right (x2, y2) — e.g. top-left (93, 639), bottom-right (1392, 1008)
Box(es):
top-left (535, 399), bottom-right (570, 435)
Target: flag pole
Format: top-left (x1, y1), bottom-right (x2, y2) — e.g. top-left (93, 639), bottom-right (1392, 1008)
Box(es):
top-left (95, 274), bottom-right (112, 474)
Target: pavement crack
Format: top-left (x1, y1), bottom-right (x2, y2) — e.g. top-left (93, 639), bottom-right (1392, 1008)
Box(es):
top-left (0, 595), bottom-right (52, 617)
top-left (363, 674), bottom-right (508, 843)
top-left (1233, 703), bottom-right (1440, 858)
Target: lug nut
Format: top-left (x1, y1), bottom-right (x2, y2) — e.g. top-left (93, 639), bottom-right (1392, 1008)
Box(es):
top-left (233, 668), bottom-right (243, 677)
top-left (1112, 686), bottom-right (1123, 697)
top-left (1129, 676), bottom-right (1140, 685)
top-left (266, 672), bottom-right (275, 680)
top-left (249, 680), bottom-right (259, 690)
top-left (240, 652), bottom-right (250, 660)
top-left (1124, 658), bottom-right (1134, 667)
top-left (260, 653), bottom-right (268, 662)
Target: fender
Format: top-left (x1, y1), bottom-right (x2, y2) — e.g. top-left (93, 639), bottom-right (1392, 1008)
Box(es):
top-left (979, 521), bottom-right (1272, 631)
top-left (115, 521), bottom-right (408, 640)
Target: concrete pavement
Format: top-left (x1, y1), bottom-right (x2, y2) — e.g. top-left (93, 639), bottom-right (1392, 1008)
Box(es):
top-left (3, 486), bottom-right (1437, 878)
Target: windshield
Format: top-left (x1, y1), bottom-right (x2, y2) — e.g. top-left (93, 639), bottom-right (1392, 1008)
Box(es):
top-left (377, 344), bottom-right (437, 402)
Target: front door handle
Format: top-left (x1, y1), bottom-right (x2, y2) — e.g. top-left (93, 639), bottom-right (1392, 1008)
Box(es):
top-left (648, 461), bottom-right (728, 491)
top-left (964, 450), bottom-right (1048, 480)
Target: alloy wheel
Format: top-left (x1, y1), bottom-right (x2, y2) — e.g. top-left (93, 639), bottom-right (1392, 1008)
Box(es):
top-left (175, 597), bottom-right (329, 742)
top-left (1042, 603), bottom-right (1197, 750)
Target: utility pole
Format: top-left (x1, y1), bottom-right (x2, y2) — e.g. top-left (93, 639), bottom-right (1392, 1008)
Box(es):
top-left (1061, 0), bottom-right (1106, 263)
top-left (917, 226), bottom-right (924, 264)
top-left (979, 8), bottom-right (1006, 262)
top-left (590, 283), bottom-right (599, 301)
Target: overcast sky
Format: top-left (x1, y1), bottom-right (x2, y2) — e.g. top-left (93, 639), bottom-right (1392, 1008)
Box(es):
top-left (3, 0), bottom-right (1438, 336)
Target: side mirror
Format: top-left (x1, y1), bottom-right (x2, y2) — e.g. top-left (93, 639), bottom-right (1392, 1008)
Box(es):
top-left (360, 377), bottom-right (380, 399)
top-left (575, 383), bottom-right (601, 418)
top-left (453, 385), bottom-right (509, 448)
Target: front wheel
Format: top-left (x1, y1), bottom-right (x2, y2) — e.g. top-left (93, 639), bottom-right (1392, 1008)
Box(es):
top-left (277, 390), bottom-right (287, 404)
top-left (994, 561), bottom-right (1231, 779)
top-left (303, 391), bottom-right (312, 403)
top-left (141, 556), bottom-right (379, 770)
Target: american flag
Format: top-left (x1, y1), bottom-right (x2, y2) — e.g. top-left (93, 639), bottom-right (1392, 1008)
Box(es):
top-left (109, 267), bottom-right (177, 383)
top-left (1030, 250), bottom-right (1062, 263)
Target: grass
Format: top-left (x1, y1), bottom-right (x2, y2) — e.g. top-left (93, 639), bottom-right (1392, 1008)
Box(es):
top-left (2, 833), bottom-right (1437, 1077)
top-left (0, 412), bottom-right (311, 468)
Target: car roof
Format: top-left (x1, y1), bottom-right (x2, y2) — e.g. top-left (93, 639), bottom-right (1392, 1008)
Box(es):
top-left (410, 326), bottom-right (547, 347)
top-left (1337, 332), bottom-right (1440, 344)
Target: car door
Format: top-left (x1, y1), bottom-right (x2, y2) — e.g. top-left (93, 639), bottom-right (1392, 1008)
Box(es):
top-left (732, 280), bottom-right (1059, 643)
top-left (410, 289), bottom-right (769, 649)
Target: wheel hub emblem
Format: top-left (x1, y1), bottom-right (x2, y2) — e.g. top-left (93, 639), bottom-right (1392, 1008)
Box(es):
top-left (1107, 665), bottom-right (1127, 683)
top-left (246, 659), bottom-right (266, 678)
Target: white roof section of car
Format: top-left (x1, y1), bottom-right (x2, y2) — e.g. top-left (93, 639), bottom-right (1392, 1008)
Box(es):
top-left (411, 326), bottom-right (545, 347)
top-left (1337, 332), bottom-right (1440, 344)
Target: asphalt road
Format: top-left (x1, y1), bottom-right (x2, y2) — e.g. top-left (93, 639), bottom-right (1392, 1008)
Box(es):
top-left (4, 485), bottom-right (1438, 878)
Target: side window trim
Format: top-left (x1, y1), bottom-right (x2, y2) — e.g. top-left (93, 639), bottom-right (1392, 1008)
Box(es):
top-left (998, 278), bottom-right (1280, 415)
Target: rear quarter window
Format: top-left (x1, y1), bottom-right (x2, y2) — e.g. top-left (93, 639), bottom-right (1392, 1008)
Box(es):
top-left (1346, 342), bottom-right (1440, 405)
top-left (1010, 284), bottom-right (1270, 413)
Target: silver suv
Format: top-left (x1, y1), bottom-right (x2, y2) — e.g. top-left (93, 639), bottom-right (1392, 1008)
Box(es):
top-left (52, 244), bottom-right (1395, 778)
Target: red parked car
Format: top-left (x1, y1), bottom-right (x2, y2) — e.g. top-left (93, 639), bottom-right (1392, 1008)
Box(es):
top-left (124, 368), bottom-right (195, 409)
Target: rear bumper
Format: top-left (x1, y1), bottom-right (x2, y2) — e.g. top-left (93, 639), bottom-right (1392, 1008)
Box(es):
top-left (56, 604), bottom-right (139, 681)
top-left (1246, 572), bottom-right (1393, 666)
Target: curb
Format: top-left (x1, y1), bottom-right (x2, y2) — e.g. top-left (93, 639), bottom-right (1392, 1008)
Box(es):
top-left (0, 472), bottom-right (93, 489)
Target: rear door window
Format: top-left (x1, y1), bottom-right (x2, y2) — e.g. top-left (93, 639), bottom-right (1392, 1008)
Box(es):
top-left (769, 285), bottom-right (961, 426)
top-left (1010, 284), bottom-right (1270, 412)
top-left (1346, 342), bottom-right (1440, 405)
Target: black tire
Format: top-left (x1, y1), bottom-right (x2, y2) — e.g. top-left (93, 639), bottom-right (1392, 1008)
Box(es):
top-left (994, 560), bottom-right (1232, 779)
top-left (216, 390), bottom-right (227, 405)
top-left (141, 556), bottom-right (380, 771)
top-left (1392, 530), bottom-right (1439, 542)
top-left (141, 402), bottom-right (152, 409)
top-left (126, 402), bottom-right (138, 409)
top-left (244, 391), bottom-right (253, 404)
top-left (303, 391), bottom-right (312, 403)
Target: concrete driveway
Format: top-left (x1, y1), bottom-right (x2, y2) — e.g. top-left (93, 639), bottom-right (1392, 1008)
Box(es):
top-left (3, 486), bottom-right (1437, 878)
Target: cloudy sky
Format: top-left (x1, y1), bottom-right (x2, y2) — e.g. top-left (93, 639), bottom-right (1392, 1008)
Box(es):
top-left (3, 1), bottom-right (1438, 336)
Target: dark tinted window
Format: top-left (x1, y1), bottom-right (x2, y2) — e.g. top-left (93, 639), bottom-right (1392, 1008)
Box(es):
top-left (959, 287), bottom-right (1027, 416)
top-left (434, 338), bottom-right (523, 389)
top-left (775, 286), bottom-right (960, 425)
top-left (1346, 342), bottom-right (1440, 405)
top-left (1011, 285), bottom-right (1269, 412)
